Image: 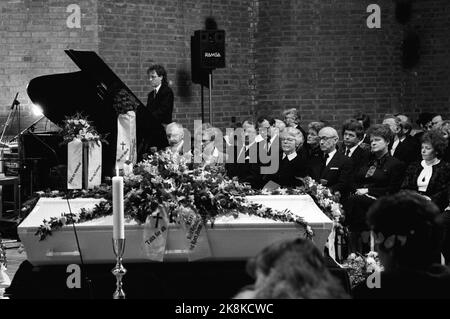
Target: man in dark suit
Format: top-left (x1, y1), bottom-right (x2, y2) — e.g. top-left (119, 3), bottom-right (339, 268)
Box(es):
top-left (225, 122), bottom-right (261, 188)
top-left (309, 127), bottom-right (353, 200)
top-left (383, 114), bottom-right (420, 165)
top-left (340, 119), bottom-right (370, 171)
top-left (137, 64), bottom-right (174, 159)
top-left (394, 114), bottom-right (421, 165)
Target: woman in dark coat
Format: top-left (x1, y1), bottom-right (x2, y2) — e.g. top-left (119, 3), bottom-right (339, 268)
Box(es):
top-left (401, 130), bottom-right (450, 211)
top-left (344, 124), bottom-right (406, 254)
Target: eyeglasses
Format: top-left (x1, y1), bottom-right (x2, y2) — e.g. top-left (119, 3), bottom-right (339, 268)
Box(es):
top-left (318, 136), bottom-right (335, 141)
top-left (281, 138), bottom-right (296, 142)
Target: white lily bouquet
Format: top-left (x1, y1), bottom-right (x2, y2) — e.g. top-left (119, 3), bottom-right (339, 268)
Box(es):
top-left (61, 113), bottom-right (105, 189)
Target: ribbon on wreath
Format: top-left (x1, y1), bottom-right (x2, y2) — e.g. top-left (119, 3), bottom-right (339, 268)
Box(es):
top-left (67, 140), bottom-right (102, 189)
top-left (87, 141), bottom-right (102, 189)
top-left (143, 205), bottom-right (169, 262)
top-left (179, 208), bottom-right (212, 261)
top-left (116, 111), bottom-right (137, 170)
top-left (67, 139), bottom-right (83, 189)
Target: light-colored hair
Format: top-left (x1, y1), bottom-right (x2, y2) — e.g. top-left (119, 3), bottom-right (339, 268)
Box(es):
top-left (166, 122), bottom-right (184, 136)
top-left (282, 108), bottom-right (298, 120)
top-left (284, 127), bottom-right (303, 146)
top-left (308, 121), bottom-right (326, 134)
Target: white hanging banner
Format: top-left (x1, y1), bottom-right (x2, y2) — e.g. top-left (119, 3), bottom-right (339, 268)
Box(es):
top-left (327, 225), bottom-right (337, 262)
top-left (143, 205), bottom-right (169, 262)
top-left (180, 211), bottom-right (212, 261)
top-left (67, 139), bottom-right (83, 189)
top-left (87, 141), bottom-right (102, 189)
top-left (116, 111), bottom-right (137, 169)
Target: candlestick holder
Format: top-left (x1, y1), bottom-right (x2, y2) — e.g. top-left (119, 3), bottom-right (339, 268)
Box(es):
top-left (112, 238), bottom-right (126, 299)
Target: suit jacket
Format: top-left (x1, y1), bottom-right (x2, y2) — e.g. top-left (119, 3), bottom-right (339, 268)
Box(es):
top-left (393, 135), bottom-right (421, 165)
top-left (305, 144), bottom-right (323, 180)
top-left (320, 151), bottom-right (353, 197)
top-left (225, 142), bottom-right (261, 188)
top-left (267, 152), bottom-right (308, 188)
top-left (339, 144), bottom-right (370, 171)
top-left (136, 83), bottom-right (174, 157)
top-left (353, 153), bottom-right (406, 198)
top-left (401, 160), bottom-right (450, 211)
top-left (146, 83), bottom-right (174, 124)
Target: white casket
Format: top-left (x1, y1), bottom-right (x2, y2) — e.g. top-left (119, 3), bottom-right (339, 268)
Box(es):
top-left (18, 195), bottom-right (333, 266)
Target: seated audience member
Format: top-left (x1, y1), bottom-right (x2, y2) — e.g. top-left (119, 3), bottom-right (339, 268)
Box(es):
top-left (192, 123), bottom-right (226, 168)
top-left (255, 116), bottom-right (271, 143)
top-left (263, 127), bottom-right (307, 188)
top-left (353, 191), bottom-right (450, 299)
top-left (294, 126), bottom-right (307, 159)
top-left (439, 120), bottom-right (450, 163)
top-left (431, 114), bottom-right (444, 130)
top-left (282, 108), bottom-right (307, 140)
top-left (165, 122), bottom-right (186, 155)
top-left (223, 121), bottom-right (242, 147)
top-left (305, 121), bottom-right (326, 160)
top-left (305, 121), bottom-right (326, 179)
top-left (383, 114), bottom-right (420, 165)
top-left (401, 130), bottom-right (450, 211)
top-left (308, 127), bottom-right (353, 201)
top-left (340, 119), bottom-right (370, 170)
top-left (353, 112), bottom-right (371, 145)
top-left (225, 122), bottom-right (261, 187)
top-left (344, 124), bottom-right (406, 254)
top-left (414, 112), bottom-right (434, 142)
top-left (272, 118), bottom-right (286, 135)
top-left (234, 238), bottom-right (349, 299)
top-left (265, 118), bottom-right (285, 156)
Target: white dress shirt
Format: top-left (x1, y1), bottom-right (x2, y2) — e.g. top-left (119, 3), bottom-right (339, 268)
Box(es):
top-left (417, 159), bottom-right (440, 192)
top-left (325, 149), bottom-right (337, 166)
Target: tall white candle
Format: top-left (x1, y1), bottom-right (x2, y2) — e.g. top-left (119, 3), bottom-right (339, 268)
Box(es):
top-left (112, 174), bottom-right (124, 239)
top-left (370, 230), bottom-right (375, 252)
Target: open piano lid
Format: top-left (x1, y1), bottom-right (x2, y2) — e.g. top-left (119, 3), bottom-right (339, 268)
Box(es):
top-left (26, 49), bottom-right (143, 134)
top-left (26, 49), bottom-right (150, 175)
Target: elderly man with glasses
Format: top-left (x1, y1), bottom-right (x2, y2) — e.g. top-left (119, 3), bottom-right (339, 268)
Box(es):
top-left (308, 126), bottom-right (353, 202)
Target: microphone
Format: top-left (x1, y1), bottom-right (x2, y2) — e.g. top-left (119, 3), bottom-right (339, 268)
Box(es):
top-left (10, 92), bottom-right (19, 110)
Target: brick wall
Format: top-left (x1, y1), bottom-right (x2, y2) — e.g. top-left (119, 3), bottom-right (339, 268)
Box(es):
top-left (0, 0), bottom-right (449, 139)
top-left (97, 0), bottom-right (255, 133)
top-left (0, 0), bottom-right (99, 138)
top-left (254, 0), bottom-right (450, 131)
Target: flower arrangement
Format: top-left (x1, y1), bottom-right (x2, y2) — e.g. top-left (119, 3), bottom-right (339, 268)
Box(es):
top-left (257, 176), bottom-right (344, 223)
top-left (341, 251), bottom-right (384, 288)
top-left (112, 88), bottom-right (139, 115)
top-left (33, 150), bottom-right (314, 241)
top-left (60, 113), bottom-right (106, 145)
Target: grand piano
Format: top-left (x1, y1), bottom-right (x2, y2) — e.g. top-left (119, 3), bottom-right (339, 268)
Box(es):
top-left (26, 49), bottom-right (167, 182)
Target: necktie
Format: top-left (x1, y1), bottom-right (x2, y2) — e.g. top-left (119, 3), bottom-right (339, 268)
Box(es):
top-left (345, 148), bottom-right (350, 157)
top-left (153, 90), bottom-right (157, 98)
top-left (323, 153), bottom-right (329, 166)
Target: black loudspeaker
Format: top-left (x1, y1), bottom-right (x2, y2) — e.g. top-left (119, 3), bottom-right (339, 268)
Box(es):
top-left (193, 30), bottom-right (225, 69)
top-left (191, 35), bottom-right (210, 87)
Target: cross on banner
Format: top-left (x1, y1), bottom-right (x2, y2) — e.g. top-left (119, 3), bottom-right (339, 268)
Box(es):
top-left (120, 141), bottom-right (126, 150)
top-left (152, 212), bottom-right (163, 228)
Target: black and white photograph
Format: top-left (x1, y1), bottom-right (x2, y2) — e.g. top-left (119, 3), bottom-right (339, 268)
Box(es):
top-left (0, 0), bottom-right (450, 308)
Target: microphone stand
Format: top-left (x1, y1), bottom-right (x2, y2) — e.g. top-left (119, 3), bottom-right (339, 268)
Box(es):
top-left (0, 93), bottom-right (20, 177)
